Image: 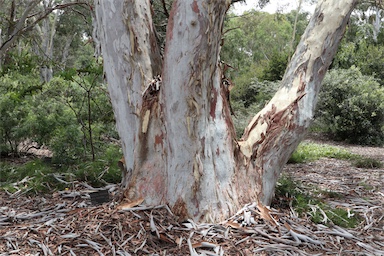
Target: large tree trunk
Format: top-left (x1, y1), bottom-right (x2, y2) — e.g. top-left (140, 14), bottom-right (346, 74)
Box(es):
top-left (93, 0), bottom-right (164, 201)
top-left (94, 0), bottom-right (357, 222)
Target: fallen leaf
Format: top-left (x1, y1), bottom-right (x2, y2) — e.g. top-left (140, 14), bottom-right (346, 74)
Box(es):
top-left (256, 200), bottom-right (279, 227)
top-left (117, 198), bottom-right (144, 210)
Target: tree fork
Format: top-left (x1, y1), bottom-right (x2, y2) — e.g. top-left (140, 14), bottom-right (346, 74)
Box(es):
top-left (95, 0), bottom-right (358, 222)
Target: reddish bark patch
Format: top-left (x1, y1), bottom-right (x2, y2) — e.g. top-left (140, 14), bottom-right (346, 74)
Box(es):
top-left (210, 88), bottom-right (218, 119)
top-left (136, 163), bottom-right (165, 200)
top-left (271, 109), bottom-right (285, 127)
top-left (154, 133), bottom-right (164, 147)
top-left (165, 1), bottom-right (179, 42)
top-left (191, 0), bottom-right (200, 14)
top-left (297, 73), bottom-right (306, 93)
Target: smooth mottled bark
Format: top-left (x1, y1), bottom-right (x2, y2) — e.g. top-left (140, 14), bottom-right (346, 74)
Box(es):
top-left (95, 0), bottom-right (357, 222)
top-left (94, 0), bottom-right (164, 202)
top-left (239, 0), bottom-right (357, 205)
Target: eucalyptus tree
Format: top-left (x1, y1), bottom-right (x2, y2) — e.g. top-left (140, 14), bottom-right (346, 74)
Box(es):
top-left (94, 0), bottom-right (357, 222)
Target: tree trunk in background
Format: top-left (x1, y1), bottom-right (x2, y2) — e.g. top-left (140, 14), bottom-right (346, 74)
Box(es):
top-left (95, 0), bottom-right (357, 222)
top-left (372, 7), bottom-right (382, 42)
top-left (33, 3), bottom-right (58, 83)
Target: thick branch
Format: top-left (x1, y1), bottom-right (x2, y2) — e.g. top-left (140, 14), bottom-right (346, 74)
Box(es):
top-left (239, 0), bottom-right (358, 205)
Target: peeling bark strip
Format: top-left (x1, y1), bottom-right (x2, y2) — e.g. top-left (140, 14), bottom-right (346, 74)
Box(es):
top-left (95, 0), bottom-right (357, 222)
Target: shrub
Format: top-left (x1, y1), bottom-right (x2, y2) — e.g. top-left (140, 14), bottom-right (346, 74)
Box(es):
top-left (260, 51), bottom-right (290, 81)
top-left (231, 78), bottom-right (280, 108)
top-left (315, 67), bottom-right (384, 146)
top-left (0, 73), bottom-right (40, 154)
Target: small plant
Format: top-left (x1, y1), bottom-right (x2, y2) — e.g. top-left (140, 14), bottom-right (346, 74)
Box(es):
top-left (319, 190), bottom-right (343, 199)
top-left (0, 159), bottom-right (67, 194)
top-left (59, 144), bottom-right (122, 187)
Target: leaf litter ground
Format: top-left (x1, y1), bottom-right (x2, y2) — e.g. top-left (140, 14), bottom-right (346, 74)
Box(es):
top-left (0, 140), bottom-right (383, 255)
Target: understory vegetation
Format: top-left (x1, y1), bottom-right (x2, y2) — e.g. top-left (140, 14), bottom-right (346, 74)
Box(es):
top-left (0, 144), bottom-right (122, 194)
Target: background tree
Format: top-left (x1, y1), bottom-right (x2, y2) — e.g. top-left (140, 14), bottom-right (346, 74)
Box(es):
top-left (0, 0), bottom-right (87, 68)
top-left (94, 0), bottom-right (357, 222)
top-left (332, 1), bottom-right (384, 83)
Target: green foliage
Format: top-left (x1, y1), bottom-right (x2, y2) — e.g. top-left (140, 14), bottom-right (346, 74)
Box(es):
top-left (275, 175), bottom-right (361, 228)
top-left (0, 51), bottom-right (40, 75)
top-left (0, 72), bottom-right (41, 154)
top-left (231, 101), bottom-right (261, 138)
top-left (332, 40), bottom-right (384, 84)
top-left (0, 57), bottom-right (116, 163)
top-left (0, 159), bottom-right (66, 194)
top-left (231, 78), bottom-right (280, 107)
top-left (151, 0), bottom-right (174, 50)
top-left (331, 4), bottom-right (384, 84)
top-left (222, 11), bottom-right (301, 81)
top-left (0, 2), bottom-right (121, 194)
top-left (315, 67), bottom-right (384, 146)
top-left (44, 72), bottom-right (115, 163)
top-left (260, 51), bottom-right (289, 81)
top-left (49, 125), bottom-right (84, 164)
top-left (69, 144), bottom-right (122, 187)
top-left (231, 79), bottom-right (280, 137)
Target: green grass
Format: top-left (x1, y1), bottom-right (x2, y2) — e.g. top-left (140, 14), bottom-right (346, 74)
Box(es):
top-left (0, 144), bottom-right (122, 194)
top-left (288, 142), bottom-right (356, 164)
top-left (274, 175), bottom-right (361, 228)
top-left (353, 157), bottom-right (383, 168)
top-left (278, 141), bottom-right (382, 227)
top-left (288, 142), bottom-right (382, 169)
top-left (0, 159), bottom-right (65, 193)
